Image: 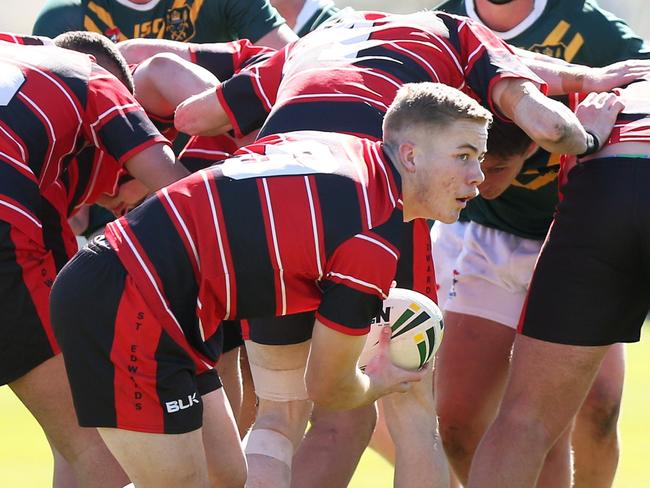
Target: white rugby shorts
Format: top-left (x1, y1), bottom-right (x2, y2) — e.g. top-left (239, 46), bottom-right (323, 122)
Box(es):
top-left (431, 220), bottom-right (543, 329)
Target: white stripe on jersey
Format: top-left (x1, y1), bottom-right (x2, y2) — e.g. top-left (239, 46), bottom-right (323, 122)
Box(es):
top-left (17, 91), bottom-right (58, 184)
top-left (113, 219), bottom-right (212, 368)
top-left (354, 234), bottom-right (399, 261)
top-left (200, 170), bottom-right (232, 320)
top-left (304, 175), bottom-right (323, 279)
top-left (0, 197), bottom-right (42, 228)
top-left (162, 188), bottom-right (201, 271)
top-left (327, 271), bottom-right (387, 299)
top-left (261, 178), bottom-right (287, 316)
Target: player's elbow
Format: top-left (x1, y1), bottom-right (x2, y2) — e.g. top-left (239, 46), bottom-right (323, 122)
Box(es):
top-left (526, 119), bottom-right (578, 154)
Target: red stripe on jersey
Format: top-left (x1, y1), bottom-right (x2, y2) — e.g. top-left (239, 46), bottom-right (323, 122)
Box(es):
top-left (412, 218), bottom-right (437, 302)
top-left (263, 176), bottom-right (323, 313)
top-left (0, 121), bottom-right (30, 166)
top-left (105, 219), bottom-right (214, 370)
top-left (305, 175), bottom-right (326, 280)
top-left (315, 311), bottom-right (370, 336)
top-left (9, 225), bottom-right (60, 354)
top-left (111, 280), bottom-right (164, 433)
top-left (116, 137), bottom-right (168, 168)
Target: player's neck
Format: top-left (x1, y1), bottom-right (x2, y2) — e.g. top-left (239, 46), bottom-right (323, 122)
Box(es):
top-left (474, 0), bottom-right (534, 32)
top-left (271, 0), bottom-right (305, 29)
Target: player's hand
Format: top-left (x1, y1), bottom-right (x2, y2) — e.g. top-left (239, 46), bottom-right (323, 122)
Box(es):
top-left (364, 326), bottom-right (429, 399)
top-left (174, 88), bottom-right (232, 136)
top-left (583, 59), bottom-right (650, 93)
top-left (575, 92), bottom-right (624, 151)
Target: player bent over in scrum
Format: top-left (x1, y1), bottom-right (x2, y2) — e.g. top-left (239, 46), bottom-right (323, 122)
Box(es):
top-left (50, 82), bottom-right (490, 488)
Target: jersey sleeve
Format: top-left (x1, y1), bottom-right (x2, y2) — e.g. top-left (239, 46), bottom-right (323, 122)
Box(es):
top-left (32, 0), bottom-right (84, 37)
top-left (189, 40), bottom-right (276, 81)
top-left (444, 14), bottom-right (547, 119)
top-left (82, 65), bottom-right (169, 167)
top-left (219, 0), bottom-right (286, 43)
top-left (215, 46), bottom-right (287, 137)
top-left (316, 225), bottom-right (402, 336)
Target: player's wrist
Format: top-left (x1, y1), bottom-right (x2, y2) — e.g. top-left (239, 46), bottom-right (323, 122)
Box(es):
top-left (577, 130), bottom-right (602, 158)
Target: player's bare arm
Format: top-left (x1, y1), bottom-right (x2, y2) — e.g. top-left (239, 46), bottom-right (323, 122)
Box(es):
top-left (133, 53), bottom-right (220, 118)
top-left (118, 38), bottom-right (195, 65)
top-left (306, 322), bottom-right (427, 411)
top-left (492, 78), bottom-right (606, 155)
top-left (521, 54), bottom-right (650, 95)
top-left (174, 88), bottom-right (233, 136)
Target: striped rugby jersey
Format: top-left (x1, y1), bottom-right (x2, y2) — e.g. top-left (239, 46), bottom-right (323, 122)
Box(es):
top-left (104, 131), bottom-right (412, 364)
top-left (0, 40), bottom-right (166, 256)
top-left (215, 10), bottom-right (545, 140)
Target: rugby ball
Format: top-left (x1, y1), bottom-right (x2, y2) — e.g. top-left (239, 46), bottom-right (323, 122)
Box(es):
top-left (358, 288), bottom-right (444, 371)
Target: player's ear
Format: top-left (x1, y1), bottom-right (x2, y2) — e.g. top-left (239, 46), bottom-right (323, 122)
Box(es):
top-left (398, 142), bottom-right (417, 173)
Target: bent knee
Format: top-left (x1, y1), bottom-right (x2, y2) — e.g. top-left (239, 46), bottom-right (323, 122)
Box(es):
top-left (579, 386), bottom-right (621, 440)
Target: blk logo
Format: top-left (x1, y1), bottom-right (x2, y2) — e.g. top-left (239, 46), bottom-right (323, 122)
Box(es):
top-left (165, 393), bottom-right (199, 413)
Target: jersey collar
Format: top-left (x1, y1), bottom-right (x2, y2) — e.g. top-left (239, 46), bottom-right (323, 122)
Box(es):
top-left (463, 0), bottom-right (549, 40)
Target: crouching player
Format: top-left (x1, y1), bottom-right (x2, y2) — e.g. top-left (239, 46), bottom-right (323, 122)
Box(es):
top-left (50, 82), bottom-right (491, 488)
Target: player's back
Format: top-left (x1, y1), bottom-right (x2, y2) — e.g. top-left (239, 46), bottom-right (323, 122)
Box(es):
top-left (0, 43), bottom-right (92, 189)
top-left (104, 131), bottom-right (404, 359)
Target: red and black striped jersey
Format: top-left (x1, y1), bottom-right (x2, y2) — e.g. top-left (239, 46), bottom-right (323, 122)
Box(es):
top-left (188, 39), bottom-right (275, 82)
top-left (104, 131), bottom-right (411, 364)
top-left (179, 134), bottom-right (240, 172)
top-left (0, 42), bottom-right (167, 248)
top-left (0, 32), bottom-right (52, 46)
top-left (215, 11), bottom-right (546, 140)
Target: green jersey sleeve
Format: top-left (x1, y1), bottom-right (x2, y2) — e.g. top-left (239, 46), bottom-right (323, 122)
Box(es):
top-left (32, 0), bottom-right (84, 37)
top-left (216, 0), bottom-right (285, 42)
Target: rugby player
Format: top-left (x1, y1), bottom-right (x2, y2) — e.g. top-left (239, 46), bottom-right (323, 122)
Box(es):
top-left (32, 0), bottom-right (296, 48)
top-left (270, 0), bottom-right (342, 37)
top-left (431, 1), bottom-right (650, 485)
top-left (467, 79), bottom-right (647, 488)
top-left (0, 32), bottom-right (189, 487)
top-left (50, 82), bottom-right (488, 488)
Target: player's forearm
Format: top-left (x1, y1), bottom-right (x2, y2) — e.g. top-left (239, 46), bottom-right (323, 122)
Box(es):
top-left (493, 79), bottom-right (589, 154)
top-left (256, 24), bottom-right (297, 50)
top-left (117, 38), bottom-right (193, 65)
top-left (520, 58), bottom-right (588, 96)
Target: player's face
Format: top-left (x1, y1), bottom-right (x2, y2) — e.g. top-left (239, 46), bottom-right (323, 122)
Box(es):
top-left (402, 119), bottom-right (487, 222)
top-left (478, 153), bottom-right (526, 199)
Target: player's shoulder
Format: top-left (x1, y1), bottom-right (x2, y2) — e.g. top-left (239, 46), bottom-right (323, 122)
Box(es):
top-left (32, 0), bottom-right (84, 37)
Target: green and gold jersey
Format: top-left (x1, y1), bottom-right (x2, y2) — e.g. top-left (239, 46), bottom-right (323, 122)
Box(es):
top-left (293, 0), bottom-right (340, 37)
top-left (33, 0), bottom-right (285, 44)
top-left (435, 0), bottom-right (650, 239)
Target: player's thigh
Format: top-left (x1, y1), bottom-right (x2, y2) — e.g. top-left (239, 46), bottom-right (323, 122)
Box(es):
top-left (99, 427), bottom-right (210, 488)
top-left (9, 353), bottom-right (101, 457)
top-left (502, 335), bottom-right (609, 437)
top-left (201, 387), bottom-right (247, 485)
top-left (435, 311), bottom-right (515, 421)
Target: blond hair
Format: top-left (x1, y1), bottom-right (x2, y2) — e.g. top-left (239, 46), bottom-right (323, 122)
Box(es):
top-left (383, 82), bottom-right (493, 145)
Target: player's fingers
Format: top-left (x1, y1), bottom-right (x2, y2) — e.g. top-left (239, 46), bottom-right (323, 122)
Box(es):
top-left (376, 325), bottom-right (392, 353)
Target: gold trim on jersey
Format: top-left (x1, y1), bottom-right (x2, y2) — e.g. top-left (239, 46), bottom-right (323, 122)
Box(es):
top-left (86, 2), bottom-right (128, 41)
top-left (164, 0), bottom-right (204, 42)
top-left (511, 153), bottom-right (561, 190)
top-left (535, 20), bottom-right (584, 62)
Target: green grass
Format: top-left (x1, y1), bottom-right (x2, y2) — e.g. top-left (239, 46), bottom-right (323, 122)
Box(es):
top-left (2, 331), bottom-right (649, 487)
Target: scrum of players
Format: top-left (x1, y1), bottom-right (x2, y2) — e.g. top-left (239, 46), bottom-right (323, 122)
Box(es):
top-left (2, 0), bottom-right (650, 487)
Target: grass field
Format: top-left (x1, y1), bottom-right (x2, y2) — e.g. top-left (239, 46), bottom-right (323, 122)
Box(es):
top-left (1, 330), bottom-right (649, 487)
